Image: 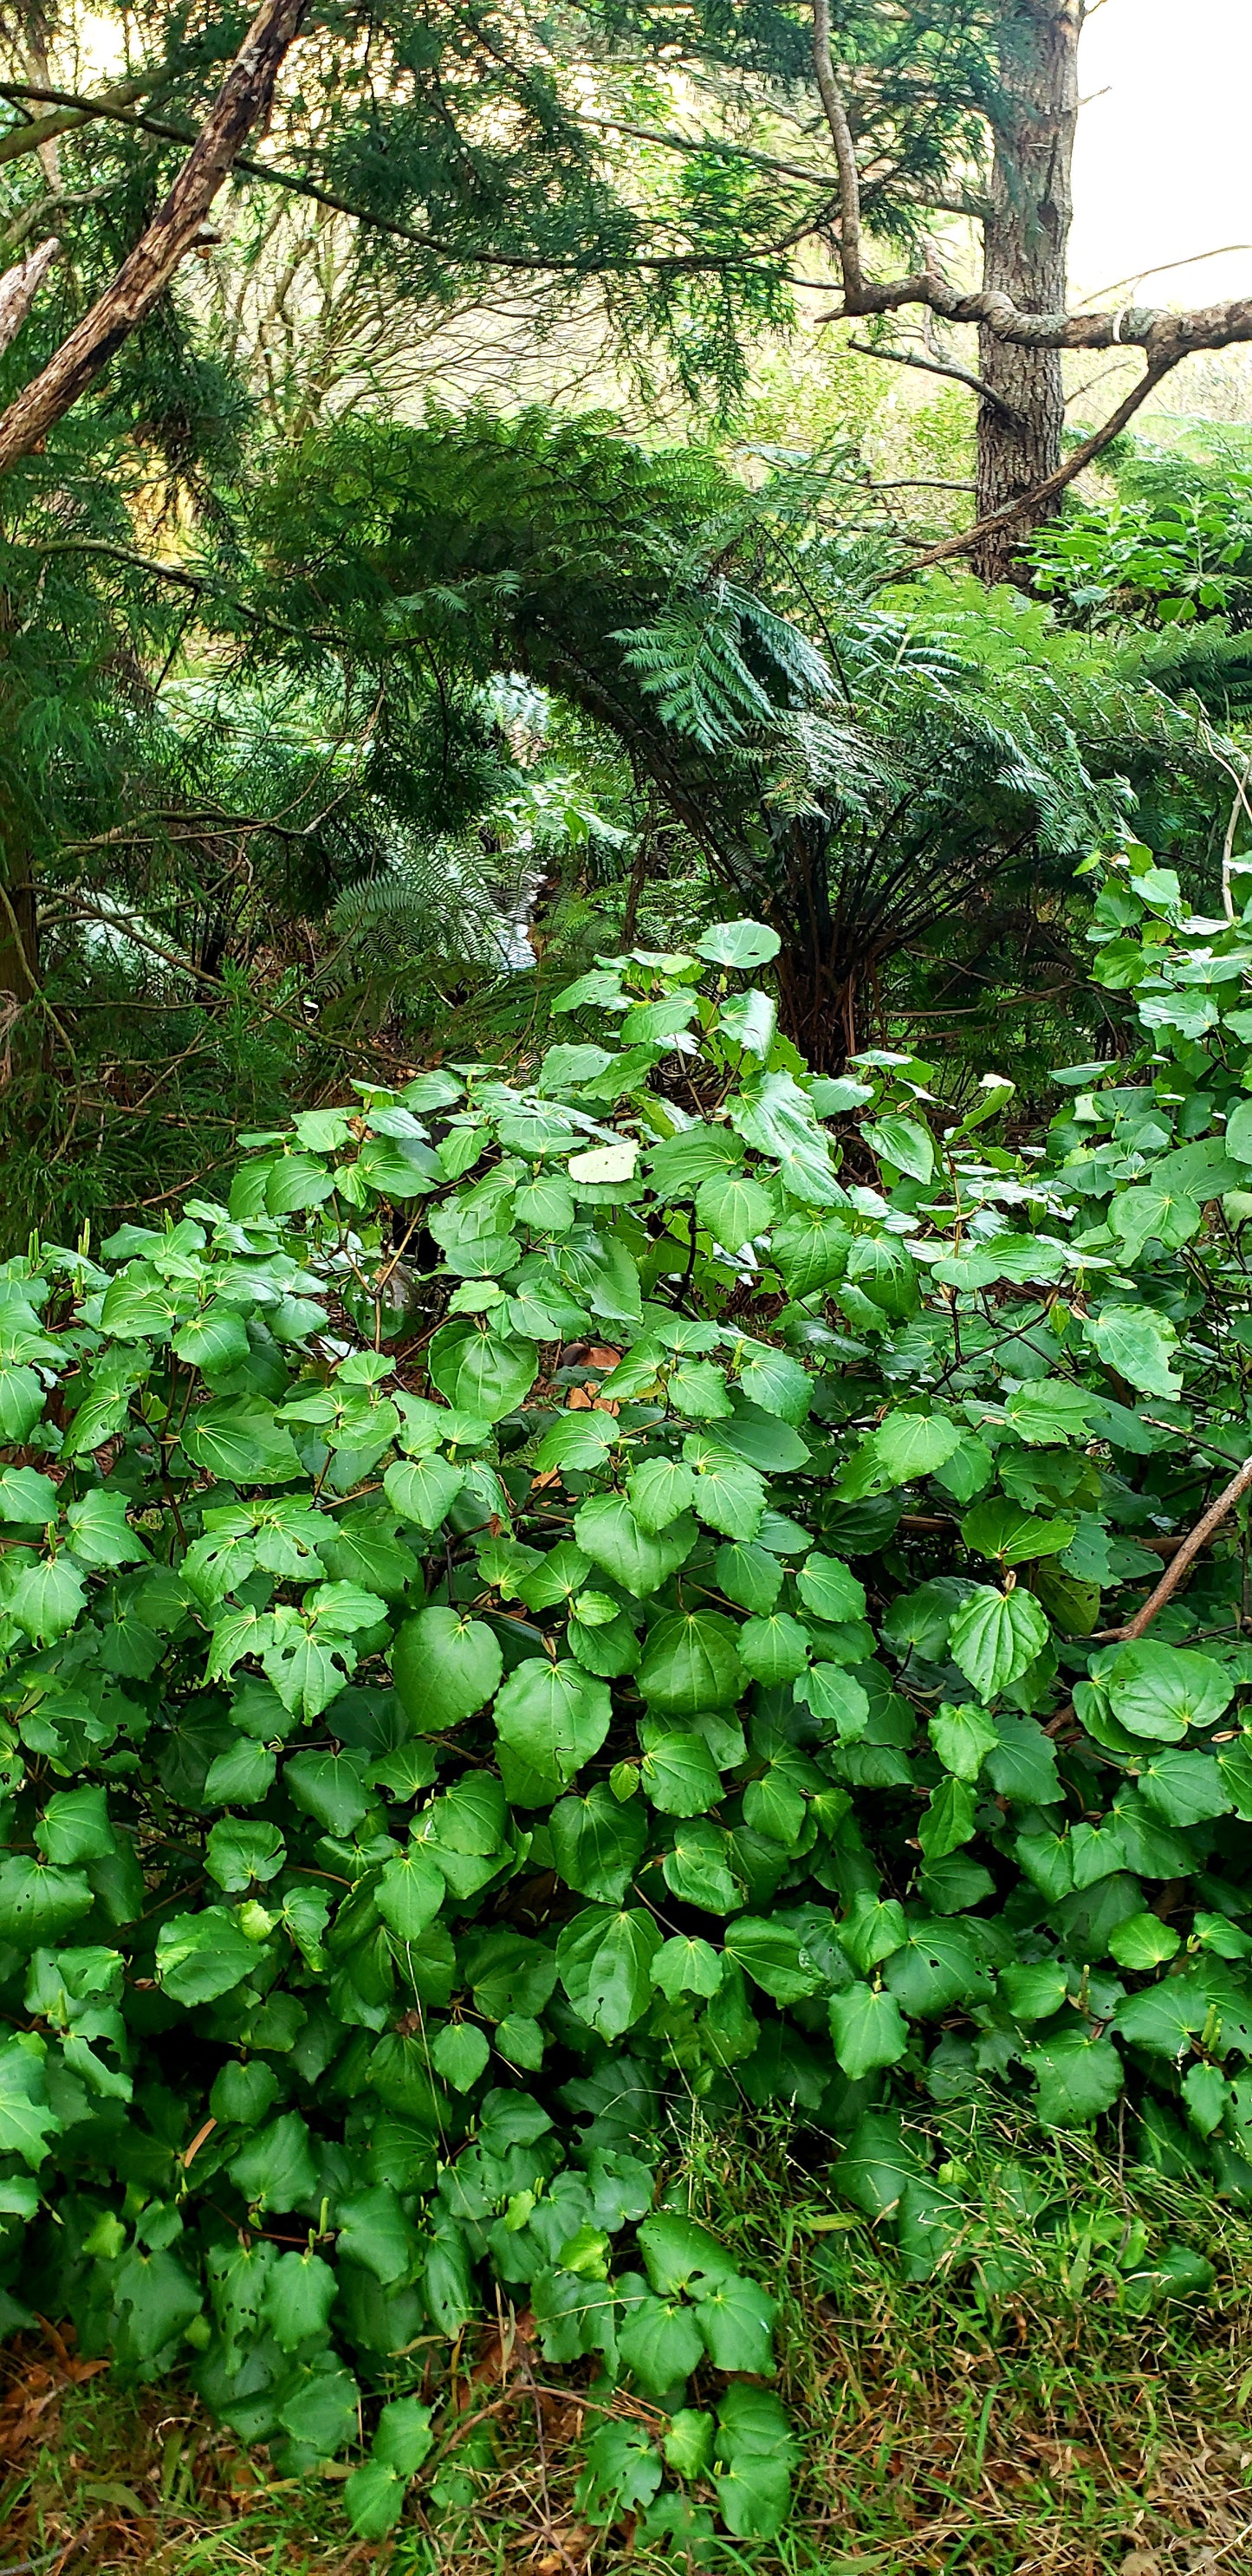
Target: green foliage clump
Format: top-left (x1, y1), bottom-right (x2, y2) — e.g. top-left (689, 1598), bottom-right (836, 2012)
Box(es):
top-left (4, 885), bottom-right (1252, 2542)
top-left (1028, 471), bottom-right (1252, 631)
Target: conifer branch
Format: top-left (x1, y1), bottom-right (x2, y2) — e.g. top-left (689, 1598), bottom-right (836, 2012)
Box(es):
top-left (0, 79), bottom-right (817, 277)
top-left (0, 72), bottom-right (153, 168)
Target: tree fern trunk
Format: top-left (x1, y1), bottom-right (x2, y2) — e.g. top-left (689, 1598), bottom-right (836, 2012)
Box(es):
top-left (769, 820), bottom-right (866, 1072)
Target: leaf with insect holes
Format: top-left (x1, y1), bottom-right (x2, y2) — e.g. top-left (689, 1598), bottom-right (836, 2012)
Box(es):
top-left (264, 2251), bottom-right (337, 2352)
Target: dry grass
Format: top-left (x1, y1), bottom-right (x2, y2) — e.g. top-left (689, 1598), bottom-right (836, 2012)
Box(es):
top-left (3, 2112), bottom-right (1252, 2576)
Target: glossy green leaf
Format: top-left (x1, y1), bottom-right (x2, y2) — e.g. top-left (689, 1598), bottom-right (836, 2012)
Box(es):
top-left (392, 1606), bottom-right (503, 1731)
top-left (960, 1498), bottom-right (1076, 1566)
top-left (550, 1784), bottom-right (647, 1903)
top-left (928, 1702), bottom-right (999, 1783)
top-left (827, 1982), bottom-right (909, 2080)
top-left (737, 1612), bottom-right (809, 1684)
top-left (865, 1114), bottom-right (934, 1183)
top-left (694, 918), bottom-right (781, 968)
top-left (639, 1730), bottom-right (723, 1816)
top-left (1108, 1912), bottom-right (1182, 1970)
top-left (1025, 2029), bottom-right (1125, 2126)
top-left (155, 1907), bottom-right (259, 2005)
top-left (796, 1552), bottom-right (866, 1622)
top-left (1086, 1303), bottom-right (1180, 1397)
top-left (626, 1456), bottom-right (698, 1532)
top-left (556, 1907), bottom-right (661, 2040)
top-left (382, 1454), bottom-right (464, 1530)
top-left (0, 2036), bottom-right (60, 2170)
top-left (949, 1586), bottom-right (1048, 1697)
top-left (493, 1658), bottom-right (612, 1786)
top-left (637, 1610), bottom-right (745, 1713)
top-left (1103, 1640), bottom-right (1232, 1742)
top-left (574, 1492), bottom-right (697, 1594)
top-left (696, 1170), bottom-right (775, 1247)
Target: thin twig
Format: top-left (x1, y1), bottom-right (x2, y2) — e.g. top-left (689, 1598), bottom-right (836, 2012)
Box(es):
top-left (845, 334), bottom-right (1022, 425)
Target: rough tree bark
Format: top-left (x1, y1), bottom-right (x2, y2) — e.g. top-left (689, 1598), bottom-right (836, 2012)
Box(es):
top-left (974, 0), bottom-right (1083, 581)
top-left (0, 0), bottom-right (308, 481)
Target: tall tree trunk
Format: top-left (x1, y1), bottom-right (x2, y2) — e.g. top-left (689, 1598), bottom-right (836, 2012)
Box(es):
top-left (973, 0), bottom-right (1083, 583)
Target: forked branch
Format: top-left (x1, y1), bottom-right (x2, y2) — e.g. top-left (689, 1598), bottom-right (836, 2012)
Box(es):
top-left (892, 352), bottom-right (1183, 576)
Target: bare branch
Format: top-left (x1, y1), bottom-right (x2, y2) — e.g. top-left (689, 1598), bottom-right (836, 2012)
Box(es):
top-left (836, 264), bottom-right (1252, 356)
top-left (810, 0), bottom-right (865, 307)
top-left (0, 236), bottom-right (57, 359)
top-left (845, 334), bottom-right (1022, 425)
top-left (1095, 1448), bottom-right (1252, 1644)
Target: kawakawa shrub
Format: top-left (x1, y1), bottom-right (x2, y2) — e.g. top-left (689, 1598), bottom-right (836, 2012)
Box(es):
top-left (2, 872), bottom-right (1251, 2543)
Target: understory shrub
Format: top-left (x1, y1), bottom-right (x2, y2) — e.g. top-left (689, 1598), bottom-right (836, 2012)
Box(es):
top-left (3, 871), bottom-right (1252, 2546)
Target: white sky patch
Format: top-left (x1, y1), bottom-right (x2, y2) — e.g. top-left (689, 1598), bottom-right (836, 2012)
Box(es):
top-left (1071, 0), bottom-right (1252, 312)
